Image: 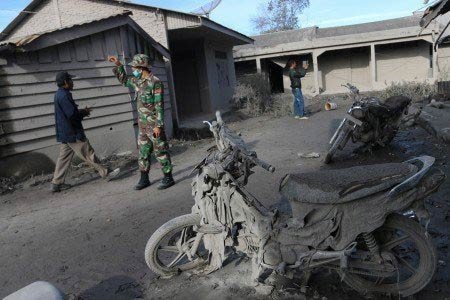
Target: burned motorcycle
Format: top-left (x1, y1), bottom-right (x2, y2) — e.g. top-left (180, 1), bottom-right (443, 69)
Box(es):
top-left (145, 111), bottom-right (444, 297)
top-left (325, 83), bottom-right (413, 164)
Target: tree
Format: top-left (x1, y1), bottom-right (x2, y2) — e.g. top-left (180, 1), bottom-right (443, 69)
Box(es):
top-left (252, 0), bottom-right (310, 34)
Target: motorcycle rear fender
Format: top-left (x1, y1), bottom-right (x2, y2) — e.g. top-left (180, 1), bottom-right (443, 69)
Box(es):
top-left (388, 156), bottom-right (436, 199)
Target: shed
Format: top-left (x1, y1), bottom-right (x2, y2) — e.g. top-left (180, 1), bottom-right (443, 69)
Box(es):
top-left (0, 12), bottom-right (171, 177)
top-left (0, 0), bottom-right (253, 129)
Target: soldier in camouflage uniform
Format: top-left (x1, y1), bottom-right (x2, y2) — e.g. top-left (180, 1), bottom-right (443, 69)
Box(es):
top-left (109, 54), bottom-right (175, 190)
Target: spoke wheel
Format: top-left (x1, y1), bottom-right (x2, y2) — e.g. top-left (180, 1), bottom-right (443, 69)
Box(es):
top-left (145, 214), bottom-right (208, 277)
top-left (340, 214), bottom-right (437, 297)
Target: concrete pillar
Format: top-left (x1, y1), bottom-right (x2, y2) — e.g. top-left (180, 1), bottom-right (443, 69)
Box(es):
top-left (370, 44), bottom-right (377, 88)
top-left (256, 58), bottom-right (262, 74)
top-left (433, 45), bottom-right (439, 81)
top-left (312, 52), bottom-right (320, 94)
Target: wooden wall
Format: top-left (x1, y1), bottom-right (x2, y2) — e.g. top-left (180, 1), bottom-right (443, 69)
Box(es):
top-left (0, 25), bottom-right (172, 160)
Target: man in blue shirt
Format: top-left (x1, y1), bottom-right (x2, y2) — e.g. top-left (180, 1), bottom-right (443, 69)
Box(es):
top-left (51, 71), bottom-right (119, 192)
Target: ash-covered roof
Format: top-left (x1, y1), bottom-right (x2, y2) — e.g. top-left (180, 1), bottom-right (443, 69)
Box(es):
top-left (237, 15), bottom-right (424, 50)
top-left (0, 11), bottom-right (133, 47)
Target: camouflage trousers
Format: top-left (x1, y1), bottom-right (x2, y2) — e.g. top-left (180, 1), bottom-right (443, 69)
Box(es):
top-left (137, 122), bottom-right (173, 174)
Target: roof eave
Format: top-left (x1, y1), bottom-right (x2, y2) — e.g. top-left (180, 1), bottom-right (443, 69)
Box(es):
top-left (0, 0), bottom-right (43, 42)
top-left (1, 13), bottom-right (170, 59)
top-left (199, 17), bottom-right (253, 45)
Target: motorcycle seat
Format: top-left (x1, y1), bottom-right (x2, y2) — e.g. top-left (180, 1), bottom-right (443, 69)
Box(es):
top-left (279, 163), bottom-right (417, 204)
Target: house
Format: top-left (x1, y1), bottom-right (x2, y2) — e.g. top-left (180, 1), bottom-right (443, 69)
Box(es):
top-left (234, 15), bottom-right (449, 95)
top-left (0, 0), bottom-right (252, 178)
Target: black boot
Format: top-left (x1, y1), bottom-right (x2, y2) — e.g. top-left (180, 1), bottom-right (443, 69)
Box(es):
top-left (134, 171), bottom-right (151, 190)
top-left (158, 172), bottom-right (175, 190)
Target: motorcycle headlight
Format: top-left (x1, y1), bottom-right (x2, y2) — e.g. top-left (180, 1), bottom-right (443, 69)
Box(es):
top-left (351, 107), bottom-right (365, 119)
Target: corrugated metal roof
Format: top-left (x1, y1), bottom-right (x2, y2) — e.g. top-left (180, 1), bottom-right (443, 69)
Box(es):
top-left (0, 11), bottom-right (133, 47)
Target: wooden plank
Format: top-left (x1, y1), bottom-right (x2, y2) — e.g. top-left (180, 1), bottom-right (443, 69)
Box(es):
top-left (0, 94), bottom-right (132, 121)
top-left (0, 60), bottom-right (166, 75)
top-left (127, 26), bottom-right (137, 57)
top-left (58, 43), bottom-right (72, 62)
top-left (0, 77), bottom-right (125, 97)
top-left (0, 86), bottom-right (130, 109)
top-left (119, 26), bottom-right (130, 59)
top-left (0, 68), bottom-right (168, 85)
top-left (0, 105), bottom-right (173, 148)
top-left (136, 32), bottom-right (143, 53)
top-left (15, 52), bottom-right (31, 65)
top-left (0, 75), bottom-right (169, 98)
top-left (105, 29), bottom-right (118, 56)
top-left (91, 33), bottom-right (106, 61)
top-left (38, 49), bottom-right (53, 64)
top-left (1, 104), bottom-right (135, 134)
top-left (0, 116), bottom-right (135, 158)
top-left (0, 66), bottom-right (128, 85)
top-left (75, 37), bottom-right (89, 62)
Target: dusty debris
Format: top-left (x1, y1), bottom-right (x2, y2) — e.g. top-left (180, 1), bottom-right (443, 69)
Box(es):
top-left (428, 99), bottom-right (448, 109)
top-left (255, 284), bottom-right (274, 296)
top-left (298, 152), bottom-right (320, 158)
top-left (0, 177), bottom-right (17, 195)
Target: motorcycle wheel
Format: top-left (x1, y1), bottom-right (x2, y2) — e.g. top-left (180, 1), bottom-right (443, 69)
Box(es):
top-left (145, 214), bottom-right (207, 277)
top-left (325, 128), bottom-right (350, 164)
top-left (340, 214), bottom-right (437, 297)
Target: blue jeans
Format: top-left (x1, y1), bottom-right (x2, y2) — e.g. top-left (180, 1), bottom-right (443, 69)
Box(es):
top-left (292, 88), bottom-right (305, 117)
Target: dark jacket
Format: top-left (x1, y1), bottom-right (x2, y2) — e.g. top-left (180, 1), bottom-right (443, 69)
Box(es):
top-left (289, 67), bottom-right (307, 89)
top-left (54, 88), bottom-right (87, 143)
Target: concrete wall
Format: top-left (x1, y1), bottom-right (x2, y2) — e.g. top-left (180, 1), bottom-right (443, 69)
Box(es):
top-left (375, 40), bottom-right (432, 87)
top-left (8, 0), bottom-right (168, 47)
top-left (438, 44), bottom-right (450, 81)
top-left (0, 25), bottom-right (170, 177)
top-left (318, 47), bottom-right (371, 93)
top-left (204, 41), bottom-right (236, 113)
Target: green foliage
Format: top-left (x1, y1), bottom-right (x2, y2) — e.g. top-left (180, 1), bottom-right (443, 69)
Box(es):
top-left (252, 0), bottom-right (310, 34)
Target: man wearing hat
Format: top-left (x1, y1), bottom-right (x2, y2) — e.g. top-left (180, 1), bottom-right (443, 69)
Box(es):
top-left (51, 71), bottom-right (120, 192)
top-left (108, 54), bottom-right (175, 190)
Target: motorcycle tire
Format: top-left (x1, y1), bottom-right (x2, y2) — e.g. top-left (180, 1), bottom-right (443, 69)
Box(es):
top-left (340, 214), bottom-right (437, 297)
top-left (325, 128), bottom-right (350, 164)
top-left (145, 214), bottom-right (206, 277)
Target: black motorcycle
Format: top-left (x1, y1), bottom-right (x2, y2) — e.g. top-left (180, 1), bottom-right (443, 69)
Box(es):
top-left (325, 83), bottom-right (412, 164)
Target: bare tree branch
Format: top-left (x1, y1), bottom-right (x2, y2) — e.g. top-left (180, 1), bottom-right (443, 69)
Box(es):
top-left (252, 0), bottom-right (310, 34)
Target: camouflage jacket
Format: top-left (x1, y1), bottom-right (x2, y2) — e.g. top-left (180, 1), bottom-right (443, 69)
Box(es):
top-left (113, 65), bottom-right (164, 128)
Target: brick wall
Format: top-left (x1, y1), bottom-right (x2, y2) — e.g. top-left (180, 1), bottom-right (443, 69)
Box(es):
top-left (8, 0), bottom-right (168, 47)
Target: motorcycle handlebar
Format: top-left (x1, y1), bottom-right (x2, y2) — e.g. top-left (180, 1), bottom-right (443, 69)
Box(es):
top-left (248, 156), bottom-right (275, 173)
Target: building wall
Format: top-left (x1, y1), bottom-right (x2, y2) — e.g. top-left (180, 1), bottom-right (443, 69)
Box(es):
top-left (0, 25), bottom-right (170, 177)
top-left (375, 40), bottom-right (432, 86)
top-left (437, 44), bottom-right (450, 81)
top-left (204, 41), bottom-right (237, 113)
top-left (318, 47), bottom-right (371, 93)
top-left (170, 38), bottom-right (212, 119)
top-left (8, 0), bottom-right (169, 47)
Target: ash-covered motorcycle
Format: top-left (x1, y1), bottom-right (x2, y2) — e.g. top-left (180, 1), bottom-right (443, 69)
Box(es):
top-left (145, 111), bottom-right (445, 297)
top-left (325, 83), bottom-right (413, 164)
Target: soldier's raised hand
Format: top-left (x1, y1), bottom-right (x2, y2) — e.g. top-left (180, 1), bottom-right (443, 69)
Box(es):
top-left (108, 55), bottom-right (121, 66)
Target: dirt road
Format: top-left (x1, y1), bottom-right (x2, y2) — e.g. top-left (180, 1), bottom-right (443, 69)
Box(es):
top-left (1, 105), bottom-right (448, 299)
